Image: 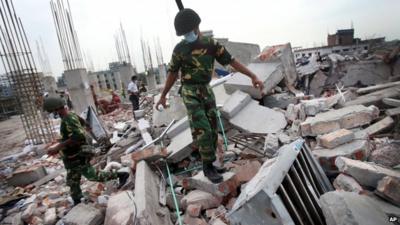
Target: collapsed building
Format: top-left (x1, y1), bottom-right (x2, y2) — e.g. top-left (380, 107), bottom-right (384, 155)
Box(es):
top-left (0, 1), bottom-right (400, 225)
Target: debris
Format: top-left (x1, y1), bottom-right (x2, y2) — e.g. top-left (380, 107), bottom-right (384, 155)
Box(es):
top-left (221, 90), bottom-right (287, 133)
top-left (166, 128), bottom-right (193, 163)
top-left (131, 145), bottom-right (168, 163)
top-left (229, 160), bottom-right (262, 184)
top-left (186, 204), bottom-right (202, 217)
top-left (262, 92), bottom-right (297, 109)
top-left (181, 190), bottom-right (222, 210)
top-left (335, 156), bottom-right (400, 188)
top-left (134, 161), bottom-right (173, 225)
top-left (344, 86), bottom-right (400, 106)
top-left (385, 106), bottom-right (400, 116)
top-left (44, 208), bottom-right (57, 225)
top-left (224, 62), bottom-right (284, 99)
top-left (333, 174), bottom-right (363, 193)
top-left (364, 116), bottom-right (394, 135)
top-left (183, 214), bottom-right (207, 225)
top-left (301, 105), bottom-right (379, 136)
top-left (7, 165), bottom-right (47, 187)
top-left (369, 141), bottom-right (400, 167)
top-left (62, 203), bottom-right (104, 225)
top-left (376, 176), bottom-right (400, 206)
top-left (382, 97), bottom-right (400, 107)
top-left (263, 133), bottom-right (279, 155)
top-left (104, 191), bottom-right (136, 225)
top-left (320, 191), bottom-right (395, 225)
top-left (317, 129), bottom-right (355, 149)
top-left (309, 70), bottom-right (328, 97)
top-left (356, 80), bottom-right (400, 95)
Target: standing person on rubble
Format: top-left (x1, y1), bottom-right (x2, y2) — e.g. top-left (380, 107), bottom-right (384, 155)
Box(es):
top-left (156, 8), bottom-right (264, 183)
top-left (43, 97), bottom-right (129, 205)
top-left (128, 75), bottom-right (140, 116)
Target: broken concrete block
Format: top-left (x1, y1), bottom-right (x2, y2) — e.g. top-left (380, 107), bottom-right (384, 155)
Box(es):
top-left (386, 106), bottom-right (400, 116)
top-left (333, 174), bottom-right (363, 193)
top-left (383, 97), bottom-right (400, 107)
top-left (320, 191), bottom-right (394, 225)
top-left (104, 191), bottom-right (136, 225)
top-left (137, 118), bottom-right (150, 132)
top-left (166, 116), bottom-right (189, 139)
top-left (134, 110), bottom-right (145, 118)
top-left (11, 212), bottom-right (23, 225)
top-left (309, 70), bottom-right (328, 97)
top-left (209, 218), bottom-right (228, 225)
top-left (181, 190), bottom-right (222, 210)
top-left (166, 128), bottom-right (193, 163)
top-left (376, 176), bottom-right (400, 206)
top-left (313, 131), bottom-right (370, 171)
top-left (364, 116), bottom-right (394, 135)
top-left (317, 129), bottom-right (355, 149)
top-left (131, 145), bottom-right (168, 162)
top-left (21, 203), bottom-right (35, 222)
top-left (357, 81), bottom-right (400, 95)
top-left (285, 103), bottom-right (298, 122)
top-left (224, 62), bottom-right (284, 99)
top-left (183, 214), bottom-right (207, 225)
top-left (340, 60), bottom-right (391, 88)
top-left (369, 142), bottom-right (400, 167)
top-left (345, 86), bottom-right (400, 107)
top-left (7, 165), bottom-right (47, 187)
top-left (221, 90), bottom-right (287, 134)
top-left (335, 156), bottom-right (400, 188)
top-left (182, 172), bottom-right (239, 197)
top-left (263, 133), bottom-right (279, 155)
top-left (186, 204), bottom-right (202, 217)
top-left (301, 105), bottom-right (379, 136)
top-left (134, 161), bottom-right (173, 225)
top-left (63, 203), bottom-right (104, 225)
top-left (44, 208), bottom-right (57, 225)
top-left (262, 92), bottom-right (297, 109)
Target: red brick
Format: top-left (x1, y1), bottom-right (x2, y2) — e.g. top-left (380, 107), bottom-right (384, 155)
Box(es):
top-left (131, 145), bottom-right (168, 162)
top-left (186, 204), bottom-right (202, 217)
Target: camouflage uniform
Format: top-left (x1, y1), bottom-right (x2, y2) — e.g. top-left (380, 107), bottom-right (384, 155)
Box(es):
top-left (60, 113), bottom-right (117, 203)
top-left (168, 36), bottom-right (233, 163)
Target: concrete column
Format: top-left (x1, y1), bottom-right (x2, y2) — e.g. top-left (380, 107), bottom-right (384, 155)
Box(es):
top-left (97, 73), bottom-right (107, 91)
top-left (64, 68), bottom-right (95, 115)
top-left (118, 64), bottom-right (135, 90)
top-left (158, 64), bottom-right (167, 85)
top-left (87, 73), bottom-right (100, 94)
top-left (41, 75), bottom-right (57, 97)
top-left (113, 71), bottom-right (122, 90)
top-left (146, 72), bottom-right (157, 91)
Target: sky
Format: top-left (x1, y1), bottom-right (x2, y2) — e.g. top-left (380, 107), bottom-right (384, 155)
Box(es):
top-left (10, 0), bottom-right (400, 78)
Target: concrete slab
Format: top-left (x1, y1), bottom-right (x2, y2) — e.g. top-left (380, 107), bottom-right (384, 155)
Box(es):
top-left (104, 191), bottom-right (136, 225)
top-left (335, 156), bottom-right (400, 188)
top-left (134, 161), bottom-right (173, 225)
top-left (7, 165), bottom-right (47, 187)
top-left (309, 70), bottom-right (328, 97)
top-left (376, 176), bottom-right (400, 207)
top-left (320, 191), bottom-right (393, 225)
top-left (166, 116), bottom-right (189, 139)
top-left (364, 116), bottom-right (394, 135)
top-left (166, 128), bottom-right (193, 163)
top-left (221, 90), bottom-right (252, 119)
top-left (63, 203), bottom-right (104, 225)
top-left (224, 62), bottom-right (284, 99)
top-left (333, 174), bottom-right (363, 193)
top-left (301, 105), bottom-right (379, 136)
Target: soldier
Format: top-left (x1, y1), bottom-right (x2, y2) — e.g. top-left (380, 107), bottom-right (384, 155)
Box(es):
top-left (43, 97), bottom-right (129, 205)
top-left (156, 8), bottom-right (264, 183)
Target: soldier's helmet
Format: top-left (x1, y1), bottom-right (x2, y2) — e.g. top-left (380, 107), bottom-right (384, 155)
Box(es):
top-left (174, 8), bottom-right (201, 36)
top-left (43, 97), bottom-right (66, 112)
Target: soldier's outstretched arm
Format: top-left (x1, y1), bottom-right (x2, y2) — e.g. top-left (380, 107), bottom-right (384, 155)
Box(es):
top-left (230, 59), bottom-right (265, 93)
top-left (156, 72), bottom-right (179, 109)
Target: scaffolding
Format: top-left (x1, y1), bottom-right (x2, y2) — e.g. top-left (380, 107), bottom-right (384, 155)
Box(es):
top-left (0, 0), bottom-right (54, 144)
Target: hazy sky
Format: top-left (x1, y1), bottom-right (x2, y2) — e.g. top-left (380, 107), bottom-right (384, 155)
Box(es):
top-left (11, 0), bottom-right (400, 78)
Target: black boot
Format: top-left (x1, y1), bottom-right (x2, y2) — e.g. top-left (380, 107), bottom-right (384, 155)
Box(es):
top-left (214, 164), bottom-right (226, 173)
top-left (203, 163), bottom-right (223, 184)
top-left (117, 172), bottom-right (130, 189)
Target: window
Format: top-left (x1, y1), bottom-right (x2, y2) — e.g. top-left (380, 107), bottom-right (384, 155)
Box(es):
top-left (302, 53), bottom-right (305, 57)
top-left (308, 53), bottom-right (312, 56)
top-left (364, 46), bottom-right (368, 50)
top-left (343, 48), bottom-right (349, 52)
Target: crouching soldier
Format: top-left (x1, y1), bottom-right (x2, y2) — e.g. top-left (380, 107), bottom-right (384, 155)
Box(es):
top-left (43, 97), bottom-right (129, 205)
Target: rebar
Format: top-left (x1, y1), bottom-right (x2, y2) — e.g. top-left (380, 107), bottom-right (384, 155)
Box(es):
top-left (50, 0), bottom-right (84, 70)
top-left (0, 0), bottom-right (55, 144)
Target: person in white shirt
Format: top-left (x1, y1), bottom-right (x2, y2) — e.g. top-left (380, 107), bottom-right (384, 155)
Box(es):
top-left (127, 76), bottom-right (139, 114)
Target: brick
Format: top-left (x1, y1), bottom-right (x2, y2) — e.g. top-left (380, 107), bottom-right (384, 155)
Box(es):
top-left (333, 174), bottom-right (363, 193)
top-left (335, 157), bottom-right (400, 188)
top-left (376, 176), bottom-right (400, 206)
top-left (231, 160), bottom-right (261, 184)
top-left (181, 190), bottom-right (222, 210)
top-left (186, 204), bottom-right (202, 217)
top-left (317, 129), bottom-right (355, 149)
top-left (313, 131), bottom-right (370, 171)
top-left (182, 172), bottom-right (240, 197)
top-left (131, 145), bottom-right (168, 162)
top-left (301, 105), bottom-right (379, 136)
top-left (364, 116), bottom-right (394, 135)
top-left (369, 142), bottom-right (400, 167)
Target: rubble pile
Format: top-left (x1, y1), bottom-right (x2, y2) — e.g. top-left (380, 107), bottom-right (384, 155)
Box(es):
top-left (1, 41), bottom-right (400, 225)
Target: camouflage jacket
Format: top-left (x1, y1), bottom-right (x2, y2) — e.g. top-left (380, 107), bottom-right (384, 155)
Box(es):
top-left (60, 112), bottom-right (87, 157)
top-left (168, 36), bottom-right (233, 85)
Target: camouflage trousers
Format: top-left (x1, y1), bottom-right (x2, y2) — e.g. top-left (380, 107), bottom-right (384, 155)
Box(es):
top-left (181, 84), bottom-right (218, 163)
top-left (63, 156), bottom-right (117, 204)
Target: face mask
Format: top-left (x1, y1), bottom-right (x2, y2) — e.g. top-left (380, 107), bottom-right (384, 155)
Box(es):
top-left (184, 31), bottom-right (198, 43)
